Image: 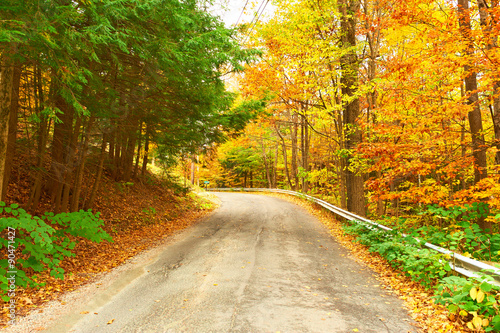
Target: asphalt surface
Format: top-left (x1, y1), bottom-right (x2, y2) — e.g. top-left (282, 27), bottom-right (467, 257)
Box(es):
top-left (46, 192), bottom-right (418, 333)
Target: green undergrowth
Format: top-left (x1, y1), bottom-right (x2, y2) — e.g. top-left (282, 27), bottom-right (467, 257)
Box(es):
top-left (342, 217), bottom-right (500, 331)
top-left (0, 203), bottom-right (112, 301)
top-left (378, 203), bottom-right (500, 262)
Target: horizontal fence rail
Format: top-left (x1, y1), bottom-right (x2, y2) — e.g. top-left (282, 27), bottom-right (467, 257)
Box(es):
top-left (208, 187), bottom-right (500, 285)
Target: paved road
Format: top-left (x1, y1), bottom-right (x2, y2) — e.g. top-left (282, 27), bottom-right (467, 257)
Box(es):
top-left (46, 192), bottom-right (417, 332)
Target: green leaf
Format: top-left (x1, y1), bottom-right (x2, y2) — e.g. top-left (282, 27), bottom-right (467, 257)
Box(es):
top-left (481, 282), bottom-right (493, 293)
top-left (448, 304), bottom-right (458, 313)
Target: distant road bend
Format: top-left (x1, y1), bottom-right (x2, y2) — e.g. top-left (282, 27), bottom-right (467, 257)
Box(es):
top-left (36, 192), bottom-right (417, 332)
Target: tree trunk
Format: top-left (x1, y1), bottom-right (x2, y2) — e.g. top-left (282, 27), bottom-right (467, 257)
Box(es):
top-left (123, 118), bottom-right (139, 181)
top-left (261, 138), bottom-right (272, 188)
top-left (113, 126), bottom-right (123, 180)
top-left (273, 141), bottom-right (279, 188)
top-left (2, 62), bottom-right (21, 200)
top-left (60, 115), bottom-right (81, 212)
top-left (191, 156), bottom-right (196, 185)
top-left (27, 67), bottom-right (50, 212)
top-left (86, 133), bottom-right (107, 210)
top-left (0, 46), bottom-right (15, 201)
top-left (108, 127), bottom-right (115, 160)
top-left (142, 125), bottom-right (149, 176)
top-left (51, 85), bottom-right (75, 210)
top-left (133, 122), bottom-right (143, 178)
top-left (71, 116), bottom-right (94, 212)
top-left (301, 113), bottom-right (310, 193)
top-left (458, 0), bottom-right (490, 232)
top-left (339, 0), bottom-right (365, 216)
top-left (291, 111), bottom-right (299, 190)
top-left (275, 125), bottom-right (293, 189)
top-left (362, 0), bottom-right (380, 127)
top-left (337, 155), bottom-right (347, 209)
top-left (477, 0), bottom-right (500, 164)
top-left (458, 0), bottom-right (488, 183)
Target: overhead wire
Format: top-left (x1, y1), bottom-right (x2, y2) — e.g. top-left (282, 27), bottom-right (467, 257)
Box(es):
top-left (240, 0), bottom-right (270, 45)
top-left (234, 0), bottom-right (250, 26)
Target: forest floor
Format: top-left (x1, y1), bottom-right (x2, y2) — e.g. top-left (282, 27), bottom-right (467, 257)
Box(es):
top-left (0, 157), bottom-right (216, 328)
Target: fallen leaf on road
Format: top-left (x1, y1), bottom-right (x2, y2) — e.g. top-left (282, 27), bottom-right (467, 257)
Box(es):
top-left (80, 311), bottom-right (89, 314)
top-left (107, 319), bottom-right (115, 325)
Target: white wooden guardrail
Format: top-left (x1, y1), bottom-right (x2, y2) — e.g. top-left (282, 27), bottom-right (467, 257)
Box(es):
top-left (208, 187), bottom-right (500, 285)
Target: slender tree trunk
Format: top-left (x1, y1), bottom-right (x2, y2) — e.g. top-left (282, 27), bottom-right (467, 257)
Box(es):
top-left (458, 0), bottom-right (488, 183)
top-left (273, 141), bottom-right (279, 188)
top-left (0, 45), bottom-right (15, 201)
top-left (458, 0), bottom-right (490, 232)
top-left (123, 118), bottom-right (139, 181)
top-left (339, 0), bottom-right (364, 216)
top-left (362, 0), bottom-right (380, 127)
top-left (477, 0), bottom-right (500, 164)
top-left (275, 125), bottom-right (293, 189)
top-left (133, 122), bottom-right (143, 178)
top-left (376, 171), bottom-right (384, 216)
top-left (86, 133), bottom-right (107, 210)
top-left (71, 116), bottom-right (94, 212)
top-left (51, 85), bottom-right (75, 211)
top-left (142, 125), bottom-right (149, 176)
top-left (113, 125), bottom-right (123, 180)
top-left (461, 111), bottom-right (468, 190)
top-left (337, 155), bottom-right (347, 209)
top-left (60, 116), bottom-right (81, 212)
top-left (108, 127), bottom-right (115, 160)
top-left (2, 62), bottom-right (21, 200)
top-left (28, 67), bottom-right (50, 212)
top-left (291, 111), bottom-right (299, 190)
top-left (191, 156), bottom-right (196, 185)
top-left (261, 138), bottom-right (272, 188)
top-left (301, 113), bottom-right (310, 193)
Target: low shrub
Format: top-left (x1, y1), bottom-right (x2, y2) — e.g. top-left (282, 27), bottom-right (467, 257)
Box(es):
top-left (0, 202), bottom-right (112, 301)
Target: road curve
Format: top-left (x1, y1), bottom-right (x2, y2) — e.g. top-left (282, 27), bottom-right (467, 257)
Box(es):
top-left (46, 192), bottom-right (417, 332)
